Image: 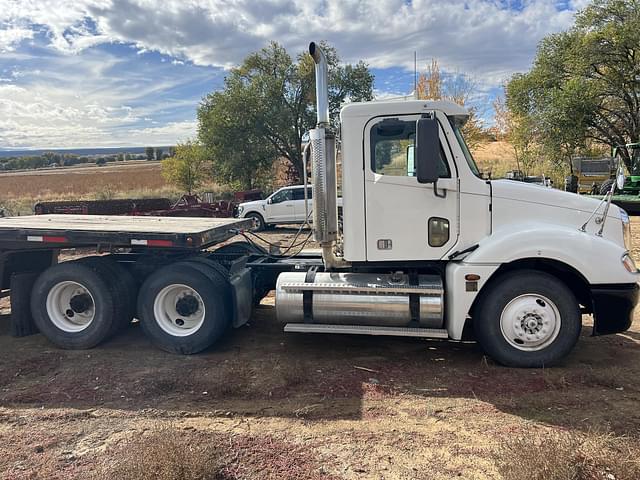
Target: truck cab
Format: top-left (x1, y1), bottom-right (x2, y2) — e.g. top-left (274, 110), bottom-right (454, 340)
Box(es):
top-left (275, 42), bottom-right (639, 367)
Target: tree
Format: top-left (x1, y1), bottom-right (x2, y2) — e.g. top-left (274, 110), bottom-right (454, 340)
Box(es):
top-left (145, 147), bottom-right (154, 161)
top-left (416, 59), bottom-right (485, 150)
top-left (155, 147), bottom-right (164, 161)
top-left (161, 140), bottom-right (209, 194)
top-left (505, 0), bottom-right (640, 170)
top-left (198, 41), bottom-right (374, 183)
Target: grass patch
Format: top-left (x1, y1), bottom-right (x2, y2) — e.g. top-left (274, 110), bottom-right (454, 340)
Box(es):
top-left (497, 429), bottom-right (640, 480)
top-left (93, 425), bottom-right (335, 480)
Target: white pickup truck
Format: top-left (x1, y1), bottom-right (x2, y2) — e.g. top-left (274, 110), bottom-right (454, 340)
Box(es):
top-left (236, 185), bottom-right (342, 230)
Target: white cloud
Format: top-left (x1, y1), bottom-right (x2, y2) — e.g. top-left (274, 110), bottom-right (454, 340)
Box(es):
top-left (3, 0), bottom-right (577, 79)
top-left (0, 26), bottom-right (34, 52)
top-left (0, 0), bottom-right (581, 147)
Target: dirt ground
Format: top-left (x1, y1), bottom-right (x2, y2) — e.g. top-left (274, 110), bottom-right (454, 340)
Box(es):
top-left (0, 224), bottom-right (639, 479)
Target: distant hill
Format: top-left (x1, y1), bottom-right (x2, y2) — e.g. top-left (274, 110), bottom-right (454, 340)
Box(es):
top-left (0, 147), bottom-right (171, 158)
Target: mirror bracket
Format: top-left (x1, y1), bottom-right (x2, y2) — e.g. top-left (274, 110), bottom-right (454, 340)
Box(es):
top-left (433, 181), bottom-right (446, 198)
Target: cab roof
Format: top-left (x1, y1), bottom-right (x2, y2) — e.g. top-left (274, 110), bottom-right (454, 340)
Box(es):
top-left (340, 99), bottom-right (468, 121)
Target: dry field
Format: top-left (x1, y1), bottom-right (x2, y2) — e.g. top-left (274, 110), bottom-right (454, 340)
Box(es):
top-left (473, 141), bottom-right (517, 177)
top-left (0, 222), bottom-right (639, 479)
top-left (0, 162), bottom-right (179, 216)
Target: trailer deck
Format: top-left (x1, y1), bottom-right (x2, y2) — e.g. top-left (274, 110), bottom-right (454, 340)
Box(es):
top-left (0, 214), bottom-right (253, 249)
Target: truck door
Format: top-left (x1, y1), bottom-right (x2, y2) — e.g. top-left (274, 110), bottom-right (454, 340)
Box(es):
top-left (363, 113), bottom-right (459, 261)
top-left (266, 188), bottom-right (295, 223)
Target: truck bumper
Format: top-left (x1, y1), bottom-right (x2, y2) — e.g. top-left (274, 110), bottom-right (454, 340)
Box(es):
top-left (591, 283), bottom-right (639, 335)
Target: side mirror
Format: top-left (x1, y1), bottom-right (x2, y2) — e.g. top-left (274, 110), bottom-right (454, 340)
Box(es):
top-left (415, 117), bottom-right (439, 184)
top-left (267, 198), bottom-right (273, 205)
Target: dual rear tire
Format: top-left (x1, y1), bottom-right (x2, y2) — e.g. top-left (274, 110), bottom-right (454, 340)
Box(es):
top-left (137, 261), bottom-right (232, 354)
top-left (30, 259), bottom-right (134, 350)
top-left (31, 257), bottom-right (233, 355)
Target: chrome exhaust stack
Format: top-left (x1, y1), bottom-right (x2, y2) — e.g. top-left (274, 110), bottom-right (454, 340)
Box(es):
top-left (308, 42), bottom-right (348, 269)
top-left (309, 42), bottom-right (329, 127)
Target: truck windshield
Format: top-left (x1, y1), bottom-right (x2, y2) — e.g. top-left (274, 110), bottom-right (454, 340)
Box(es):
top-left (449, 118), bottom-right (481, 177)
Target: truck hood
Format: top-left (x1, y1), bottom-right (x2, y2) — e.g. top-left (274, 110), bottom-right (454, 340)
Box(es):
top-left (491, 179), bottom-right (620, 218)
top-left (238, 200), bottom-right (265, 210)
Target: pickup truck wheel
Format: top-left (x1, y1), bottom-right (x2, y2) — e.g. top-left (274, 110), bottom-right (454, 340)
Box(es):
top-left (246, 212), bottom-right (265, 232)
top-left (473, 270), bottom-right (581, 367)
top-left (137, 263), bottom-right (231, 354)
top-left (30, 263), bottom-right (117, 349)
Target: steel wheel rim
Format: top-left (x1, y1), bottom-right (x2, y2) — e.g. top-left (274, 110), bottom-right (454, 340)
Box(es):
top-left (499, 294), bottom-right (561, 351)
top-left (153, 284), bottom-right (206, 337)
top-left (249, 214), bottom-right (262, 231)
top-left (46, 281), bottom-right (96, 333)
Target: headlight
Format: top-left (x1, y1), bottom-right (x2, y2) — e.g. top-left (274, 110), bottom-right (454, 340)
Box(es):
top-left (622, 253), bottom-right (637, 273)
top-left (238, 206), bottom-right (244, 215)
top-left (620, 209), bottom-right (631, 251)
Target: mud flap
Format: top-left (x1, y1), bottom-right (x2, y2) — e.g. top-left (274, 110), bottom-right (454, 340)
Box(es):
top-left (9, 272), bottom-right (40, 337)
top-left (229, 266), bottom-right (252, 328)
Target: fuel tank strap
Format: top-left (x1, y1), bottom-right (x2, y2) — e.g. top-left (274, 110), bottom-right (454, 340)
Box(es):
top-left (303, 267), bottom-right (318, 323)
top-left (408, 271), bottom-right (420, 327)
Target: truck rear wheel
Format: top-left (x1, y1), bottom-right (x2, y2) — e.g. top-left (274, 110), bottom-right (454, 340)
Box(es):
top-left (77, 256), bottom-right (138, 331)
top-left (30, 262), bottom-right (118, 349)
top-left (473, 270), bottom-right (581, 367)
top-left (137, 263), bottom-right (232, 354)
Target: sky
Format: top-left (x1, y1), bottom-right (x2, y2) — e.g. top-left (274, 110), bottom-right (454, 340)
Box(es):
top-left (0, 0), bottom-right (589, 149)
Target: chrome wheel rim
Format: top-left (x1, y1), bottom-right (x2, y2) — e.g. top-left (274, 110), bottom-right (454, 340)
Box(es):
top-left (46, 281), bottom-right (96, 332)
top-left (499, 294), bottom-right (561, 351)
top-left (153, 284), bottom-right (205, 337)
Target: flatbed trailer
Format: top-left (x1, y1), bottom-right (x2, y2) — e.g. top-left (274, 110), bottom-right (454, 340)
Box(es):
top-left (0, 214), bottom-right (253, 249)
top-left (0, 213), bottom-right (319, 353)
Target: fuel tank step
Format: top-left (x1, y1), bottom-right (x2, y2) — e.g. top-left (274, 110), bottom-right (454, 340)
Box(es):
top-left (284, 323), bottom-right (449, 338)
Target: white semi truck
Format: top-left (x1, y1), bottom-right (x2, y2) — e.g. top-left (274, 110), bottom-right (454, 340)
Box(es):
top-left (0, 42), bottom-right (636, 367)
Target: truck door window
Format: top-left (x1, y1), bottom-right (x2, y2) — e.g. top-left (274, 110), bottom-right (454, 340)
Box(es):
top-left (292, 188), bottom-right (312, 200)
top-left (370, 118), bottom-right (450, 178)
top-left (270, 189), bottom-right (292, 204)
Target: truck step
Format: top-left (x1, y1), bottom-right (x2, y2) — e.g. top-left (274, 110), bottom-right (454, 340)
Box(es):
top-left (280, 281), bottom-right (442, 296)
top-left (283, 323), bottom-right (449, 338)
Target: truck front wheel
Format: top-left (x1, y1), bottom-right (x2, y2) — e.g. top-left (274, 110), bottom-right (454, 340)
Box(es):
top-left (137, 263), bottom-right (231, 354)
top-left (473, 270), bottom-right (581, 367)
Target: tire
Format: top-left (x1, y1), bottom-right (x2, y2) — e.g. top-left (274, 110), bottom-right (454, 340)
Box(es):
top-left (473, 270), bottom-right (581, 367)
top-left (246, 212), bottom-right (265, 232)
top-left (137, 263), bottom-right (232, 354)
top-left (564, 175), bottom-right (578, 193)
top-left (30, 262), bottom-right (118, 349)
top-left (599, 179), bottom-right (615, 195)
top-left (77, 256), bottom-right (138, 330)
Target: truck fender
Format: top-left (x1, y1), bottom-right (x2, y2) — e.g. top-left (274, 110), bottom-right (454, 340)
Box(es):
top-left (444, 223), bottom-right (635, 340)
top-left (462, 222), bottom-right (632, 285)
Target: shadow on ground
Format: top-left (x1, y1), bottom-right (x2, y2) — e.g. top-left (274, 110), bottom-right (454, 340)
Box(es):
top-left (0, 306), bottom-right (639, 439)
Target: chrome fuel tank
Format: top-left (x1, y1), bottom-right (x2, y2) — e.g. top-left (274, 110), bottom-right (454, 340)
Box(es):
top-left (275, 272), bottom-right (443, 328)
